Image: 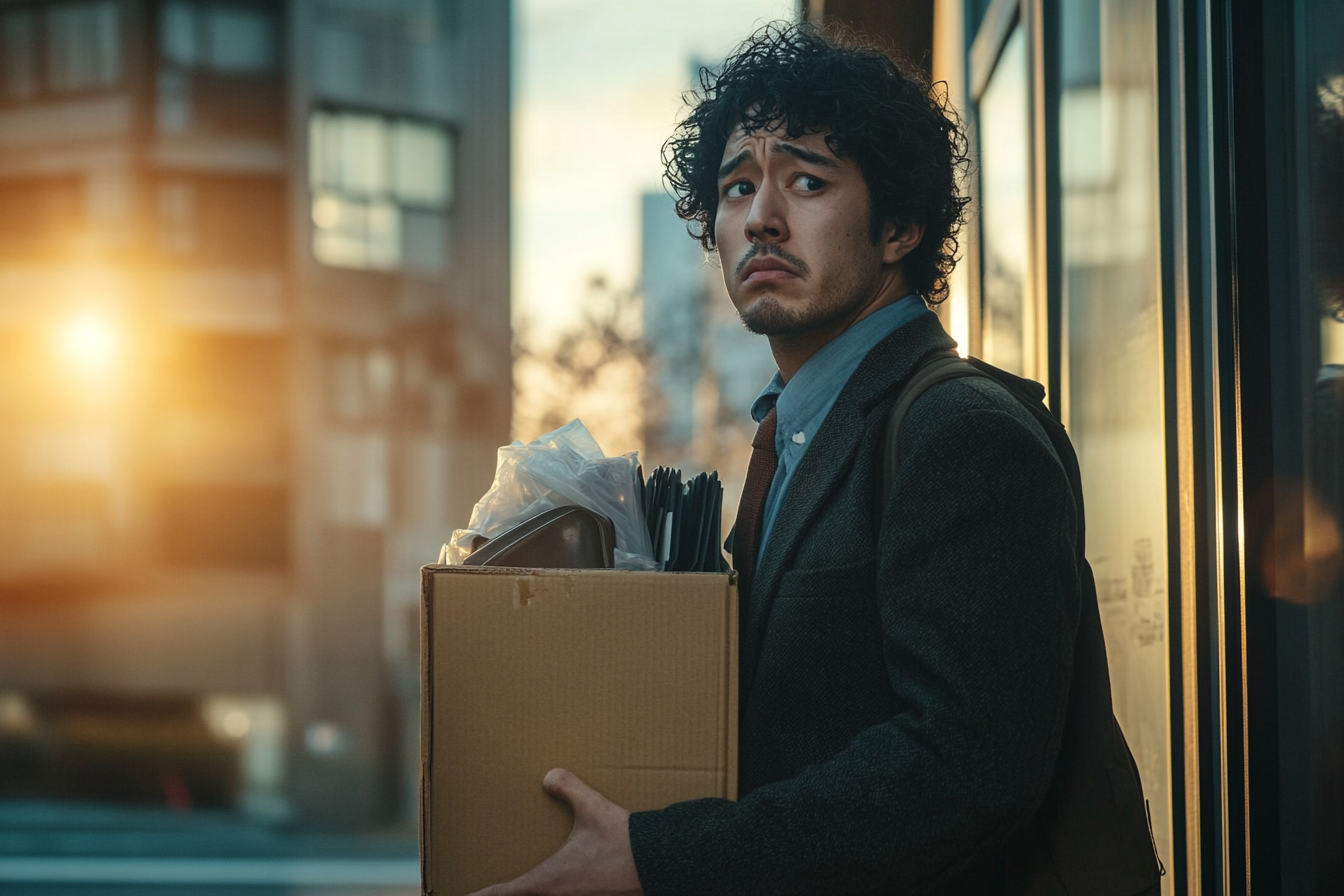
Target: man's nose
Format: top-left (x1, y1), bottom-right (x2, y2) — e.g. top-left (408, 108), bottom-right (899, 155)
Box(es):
top-left (744, 183), bottom-right (788, 243)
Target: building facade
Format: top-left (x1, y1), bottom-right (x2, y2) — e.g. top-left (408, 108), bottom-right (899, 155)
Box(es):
top-left (811, 0), bottom-right (1344, 891)
top-left (0, 0), bottom-right (510, 826)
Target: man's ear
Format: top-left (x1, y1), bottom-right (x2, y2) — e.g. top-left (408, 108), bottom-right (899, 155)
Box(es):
top-left (881, 221), bottom-right (924, 265)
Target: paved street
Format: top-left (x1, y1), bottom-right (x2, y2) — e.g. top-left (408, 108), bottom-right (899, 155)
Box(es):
top-left (0, 800), bottom-right (418, 895)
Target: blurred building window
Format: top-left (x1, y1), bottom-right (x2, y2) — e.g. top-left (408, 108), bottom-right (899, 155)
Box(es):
top-left (155, 175), bottom-right (285, 264)
top-left (323, 431), bottom-right (389, 527)
top-left (160, 0), bottom-right (278, 74)
top-left (0, 1), bottom-right (122, 101)
top-left (312, 0), bottom-right (455, 111)
top-left (156, 0), bottom-right (282, 136)
top-left (326, 344), bottom-right (397, 424)
top-left (46, 0), bottom-right (121, 91)
top-left (309, 109), bottom-right (453, 272)
top-left (0, 8), bottom-right (39, 99)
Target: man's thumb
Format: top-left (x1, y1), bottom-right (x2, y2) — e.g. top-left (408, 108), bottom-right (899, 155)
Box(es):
top-left (542, 768), bottom-right (600, 818)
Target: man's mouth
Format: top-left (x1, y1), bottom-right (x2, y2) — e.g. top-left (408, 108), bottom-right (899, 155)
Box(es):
top-left (737, 248), bottom-right (808, 283)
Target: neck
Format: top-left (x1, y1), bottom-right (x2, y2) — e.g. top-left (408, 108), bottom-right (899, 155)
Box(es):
top-left (770, 266), bottom-right (912, 381)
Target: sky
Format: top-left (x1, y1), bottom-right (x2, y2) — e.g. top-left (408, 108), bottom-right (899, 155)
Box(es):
top-left (512, 0), bottom-right (798, 335)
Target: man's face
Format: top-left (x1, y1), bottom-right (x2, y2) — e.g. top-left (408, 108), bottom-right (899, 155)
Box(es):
top-left (713, 124), bottom-right (913, 338)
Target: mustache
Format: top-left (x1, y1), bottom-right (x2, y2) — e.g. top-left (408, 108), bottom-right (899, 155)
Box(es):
top-left (734, 243), bottom-right (810, 280)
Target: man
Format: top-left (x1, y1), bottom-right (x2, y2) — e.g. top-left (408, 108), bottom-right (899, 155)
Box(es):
top-left (473, 23), bottom-right (1161, 896)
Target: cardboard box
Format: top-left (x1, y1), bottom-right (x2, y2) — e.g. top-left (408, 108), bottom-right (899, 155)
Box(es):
top-left (419, 565), bottom-right (738, 896)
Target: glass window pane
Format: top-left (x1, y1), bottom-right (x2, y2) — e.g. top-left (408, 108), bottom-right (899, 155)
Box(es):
top-left (393, 120), bottom-right (450, 207)
top-left (1272, 0), bottom-right (1344, 889)
top-left (336, 113), bottom-right (388, 198)
top-left (157, 69), bottom-right (192, 132)
top-left (977, 24), bottom-right (1030, 376)
top-left (160, 0), bottom-right (197, 67)
top-left (365, 200), bottom-right (400, 269)
top-left (45, 1), bottom-right (122, 93)
top-left (312, 190), bottom-right (368, 268)
top-left (323, 431), bottom-right (388, 526)
top-left (402, 209), bottom-right (446, 274)
top-left (309, 111), bottom-right (334, 190)
top-left (205, 4), bottom-right (276, 73)
top-left (1, 9), bottom-right (39, 99)
top-left (312, 193), bottom-right (401, 272)
top-left (1059, 0), bottom-right (1172, 876)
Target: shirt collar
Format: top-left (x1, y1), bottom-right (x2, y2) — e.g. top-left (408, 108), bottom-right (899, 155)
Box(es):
top-left (749, 294), bottom-right (930, 427)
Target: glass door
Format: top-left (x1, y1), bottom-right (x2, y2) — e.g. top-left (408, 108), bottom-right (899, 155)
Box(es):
top-left (1056, 0), bottom-right (1173, 888)
top-left (976, 21), bottom-right (1032, 378)
top-left (971, 0), bottom-right (1175, 886)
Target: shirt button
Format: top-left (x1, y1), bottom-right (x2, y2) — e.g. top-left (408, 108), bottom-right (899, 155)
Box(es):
top-left (792, 431), bottom-right (806, 444)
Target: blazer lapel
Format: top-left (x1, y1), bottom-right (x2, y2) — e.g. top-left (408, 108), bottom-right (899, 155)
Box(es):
top-left (738, 313), bottom-right (957, 693)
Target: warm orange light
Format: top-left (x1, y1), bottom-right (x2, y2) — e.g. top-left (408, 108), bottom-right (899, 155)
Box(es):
top-left (56, 311), bottom-right (119, 374)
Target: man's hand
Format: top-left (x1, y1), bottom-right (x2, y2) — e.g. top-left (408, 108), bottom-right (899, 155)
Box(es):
top-left (467, 768), bottom-right (645, 896)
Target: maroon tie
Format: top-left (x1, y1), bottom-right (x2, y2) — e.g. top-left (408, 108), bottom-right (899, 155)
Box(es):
top-left (734, 405), bottom-right (778, 599)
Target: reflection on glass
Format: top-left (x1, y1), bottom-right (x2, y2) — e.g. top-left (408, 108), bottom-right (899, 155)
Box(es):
top-left (1275, 0), bottom-right (1344, 889)
top-left (978, 24), bottom-right (1030, 376)
top-left (1059, 0), bottom-right (1171, 883)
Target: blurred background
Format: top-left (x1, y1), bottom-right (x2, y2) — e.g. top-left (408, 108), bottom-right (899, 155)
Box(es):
top-left (0, 0), bottom-right (1341, 893)
top-left (0, 0), bottom-right (788, 892)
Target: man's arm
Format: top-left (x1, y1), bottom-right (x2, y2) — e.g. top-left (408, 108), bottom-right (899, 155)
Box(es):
top-left (630, 394), bottom-right (1080, 895)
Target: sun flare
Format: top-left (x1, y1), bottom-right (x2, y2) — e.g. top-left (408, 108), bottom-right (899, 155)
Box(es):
top-left (57, 312), bottom-right (119, 373)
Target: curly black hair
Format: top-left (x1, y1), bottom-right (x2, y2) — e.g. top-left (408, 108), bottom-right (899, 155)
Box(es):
top-left (663, 22), bottom-right (971, 305)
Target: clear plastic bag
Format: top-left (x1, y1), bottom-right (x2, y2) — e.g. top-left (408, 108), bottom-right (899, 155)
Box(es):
top-left (443, 419), bottom-right (657, 570)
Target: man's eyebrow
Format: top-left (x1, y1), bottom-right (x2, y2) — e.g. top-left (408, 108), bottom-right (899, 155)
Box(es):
top-left (718, 150), bottom-right (751, 180)
top-left (717, 141), bottom-right (840, 180)
top-left (773, 141), bottom-right (839, 168)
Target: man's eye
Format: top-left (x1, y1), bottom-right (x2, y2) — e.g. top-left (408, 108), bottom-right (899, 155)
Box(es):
top-left (793, 174), bottom-right (825, 192)
top-left (725, 181), bottom-right (755, 198)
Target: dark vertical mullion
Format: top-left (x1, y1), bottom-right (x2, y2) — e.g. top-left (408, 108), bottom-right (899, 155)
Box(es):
top-left (1034, 0), bottom-right (1061, 419)
top-left (1220, 0), bottom-right (1291, 889)
top-left (1157, 0), bottom-right (1197, 886)
top-left (1207, 0), bottom-right (1252, 890)
top-left (1265, 4), bottom-right (1315, 883)
top-left (1230, 0), bottom-right (1296, 887)
top-left (1185, 0), bottom-right (1232, 891)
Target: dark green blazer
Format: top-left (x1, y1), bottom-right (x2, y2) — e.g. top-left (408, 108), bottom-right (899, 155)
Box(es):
top-left (629, 313), bottom-right (1161, 895)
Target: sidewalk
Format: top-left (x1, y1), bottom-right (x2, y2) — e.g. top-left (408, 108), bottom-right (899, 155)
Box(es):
top-left (0, 799), bottom-right (418, 895)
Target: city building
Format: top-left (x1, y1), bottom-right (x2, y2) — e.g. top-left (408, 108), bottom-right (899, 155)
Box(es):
top-left (0, 0), bottom-right (510, 827)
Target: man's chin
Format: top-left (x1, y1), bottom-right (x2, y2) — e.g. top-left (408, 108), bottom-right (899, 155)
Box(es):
top-left (739, 299), bottom-right (842, 337)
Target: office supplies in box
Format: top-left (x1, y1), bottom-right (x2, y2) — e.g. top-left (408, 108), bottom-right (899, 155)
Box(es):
top-left (443, 419), bottom-right (656, 569)
top-left (419, 564), bottom-right (738, 896)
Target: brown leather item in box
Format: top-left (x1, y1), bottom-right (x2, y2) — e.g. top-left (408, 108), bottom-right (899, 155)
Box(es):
top-left (419, 565), bottom-right (738, 896)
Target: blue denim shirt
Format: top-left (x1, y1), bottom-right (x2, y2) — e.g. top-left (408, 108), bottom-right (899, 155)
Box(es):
top-left (750, 295), bottom-right (933, 565)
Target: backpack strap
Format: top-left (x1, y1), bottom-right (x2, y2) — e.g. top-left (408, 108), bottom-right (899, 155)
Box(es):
top-left (882, 352), bottom-right (985, 497)
top-left (882, 353), bottom-right (1086, 550)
